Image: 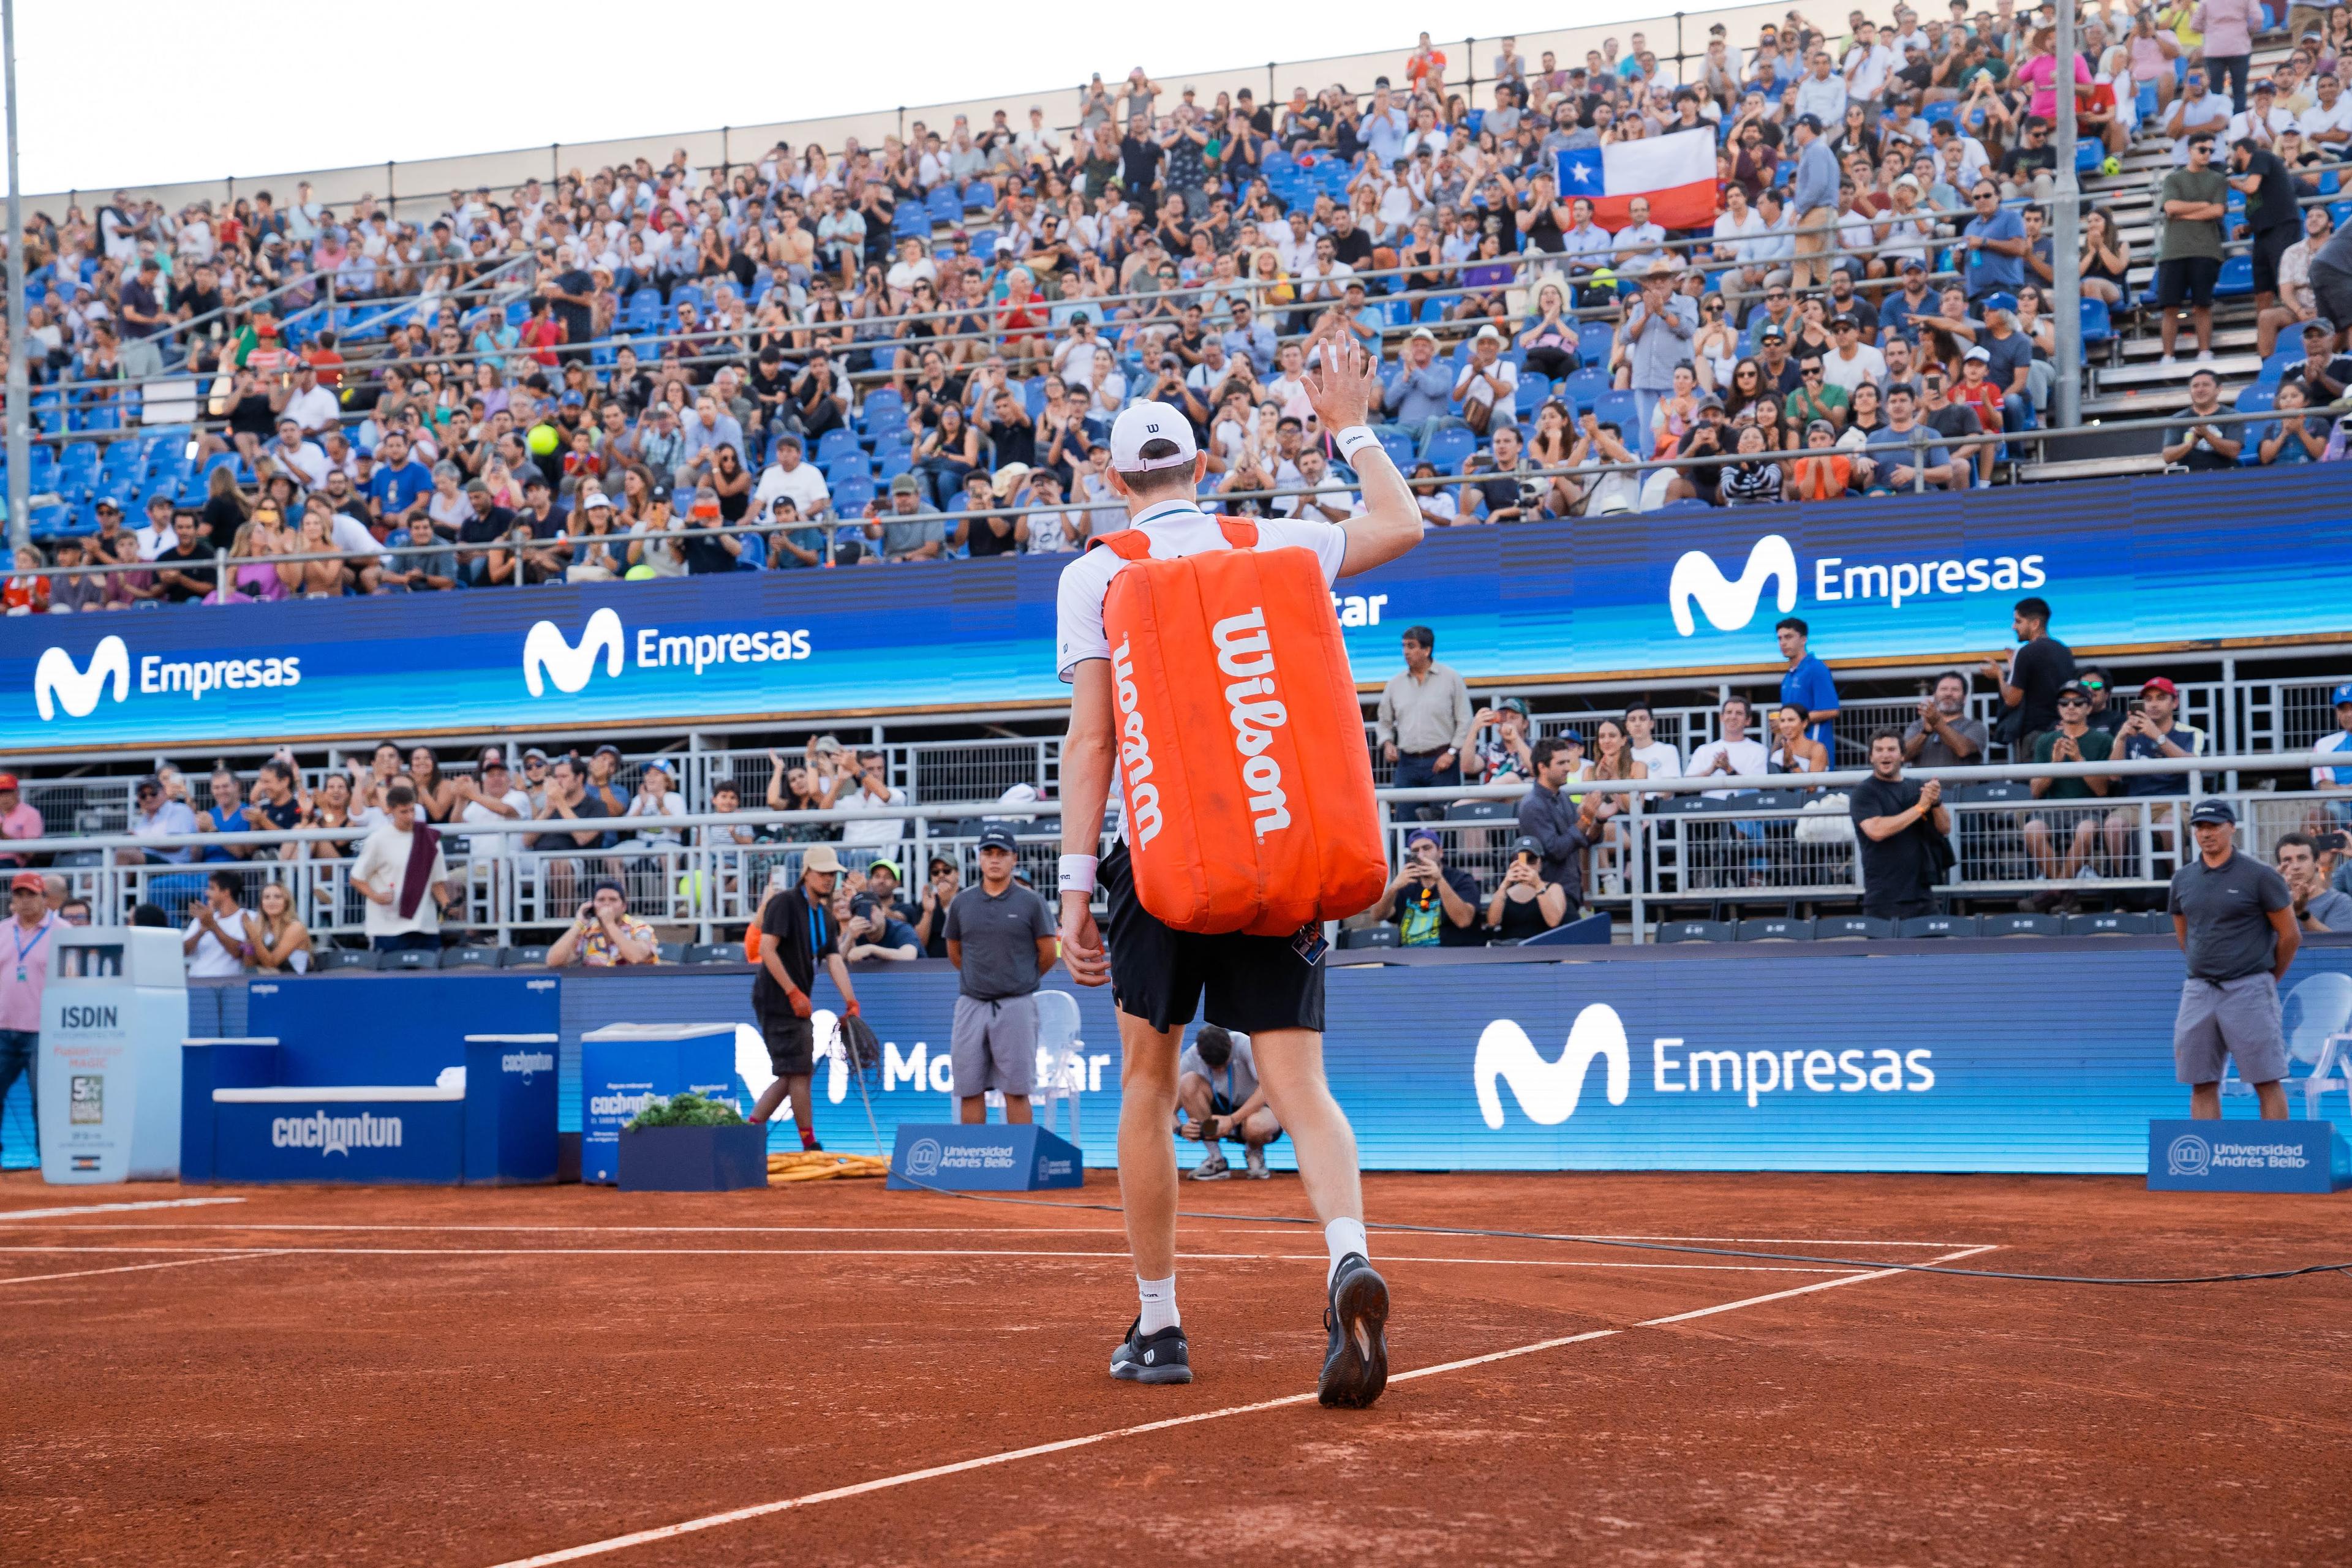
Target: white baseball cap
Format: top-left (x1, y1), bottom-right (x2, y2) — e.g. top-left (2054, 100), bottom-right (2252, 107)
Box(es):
top-left (1108, 401), bottom-right (1199, 472)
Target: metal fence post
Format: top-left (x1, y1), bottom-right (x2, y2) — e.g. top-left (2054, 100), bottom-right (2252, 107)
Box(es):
top-left (1627, 783), bottom-right (1647, 943)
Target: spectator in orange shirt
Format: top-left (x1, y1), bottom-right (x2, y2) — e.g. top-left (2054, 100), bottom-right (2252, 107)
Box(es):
top-left (1790, 418), bottom-right (1858, 499)
top-left (3, 546), bottom-right (50, 614)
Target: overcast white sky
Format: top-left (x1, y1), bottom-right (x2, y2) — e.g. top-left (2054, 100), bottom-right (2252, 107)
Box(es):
top-left (2, 0), bottom-right (1681, 197)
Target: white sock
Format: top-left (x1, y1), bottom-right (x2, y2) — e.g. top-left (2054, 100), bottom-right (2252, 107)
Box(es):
top-left (1137, 1274), bottom-right (1180, 1335)
top-left (1325, 1218), bottom-right (1369, 1283)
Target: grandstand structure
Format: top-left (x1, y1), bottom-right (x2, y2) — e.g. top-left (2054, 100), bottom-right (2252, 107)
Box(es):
top-left (0, 0), bottom-right (2348, 955)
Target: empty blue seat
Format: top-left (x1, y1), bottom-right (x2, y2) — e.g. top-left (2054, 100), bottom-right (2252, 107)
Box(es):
top-left (2260, 347), bottom-right (2302, 383)
top-left (1514, 372), bottom-right (1553, 416)
top-left (1577, 322), bottom-right (1615, 364)
top-left (1375, 427), bottom-right (1417, 469)
top-left (823, 450), bottom-right (872, 481)
top-left (2233, 384), bottom-right (2276, 416)
top-left (1423, 426), bottom-right (1476, 474)
top-left (1591, 390), bottom-right (1642, 432)
top-left (831, 476), bottom-right (875, 514)
top-left (2078, 297), bottom-right (2113, 345)
top-left (2213, 255), bottom-right (2253, 298)
top-left (1561, 367), bottom-right (1611, 408)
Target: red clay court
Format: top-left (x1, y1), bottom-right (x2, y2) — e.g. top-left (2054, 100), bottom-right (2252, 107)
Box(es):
top-left (3, 1168), bottom-right (2347, 1567)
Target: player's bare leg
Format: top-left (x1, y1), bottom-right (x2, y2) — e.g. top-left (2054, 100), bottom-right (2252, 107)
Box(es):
top-left (1108, 1012), bottom-right (1191, 1383)
top-left (1254, 1027), bottom-right (1388, 1408)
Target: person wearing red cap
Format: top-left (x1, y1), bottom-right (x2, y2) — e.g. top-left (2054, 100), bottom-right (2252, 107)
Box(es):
top-left (2103, 677), bottom-right (2206, 870)
top-left (0, 871), bottom-right (57, 1166)
top-left (0, 775), bottom-right (42, 869)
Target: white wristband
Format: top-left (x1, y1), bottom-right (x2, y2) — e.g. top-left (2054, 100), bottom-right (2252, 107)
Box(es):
top-left (1333, 424), bottom-right (1382, 462)
top-left (1058, 854), bottom-right (1099, 894)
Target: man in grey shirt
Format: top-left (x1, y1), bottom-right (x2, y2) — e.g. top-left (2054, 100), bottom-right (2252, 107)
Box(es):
top-left (2274, 834), bottom-right (2352, 932)
top-left (1374, 624), bottom-right (1474, 816)
top-left (944, 825), bottom-right (1060, 1124)
top-left (1618, 260), bottom-right (1698, 440)
top-left (2168, 799), bottom-right (2298, 1120)
top-left (1175, 1024), bottom-right (1281, 1180)
top-left (866, 473), bottom-right (946, 563)
top-left (1901, 671), bottom-right (1988, 767)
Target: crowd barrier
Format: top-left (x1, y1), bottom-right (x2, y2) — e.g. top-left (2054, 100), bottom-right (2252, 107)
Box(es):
top-left (4, 464), bottom-right (2343, 753)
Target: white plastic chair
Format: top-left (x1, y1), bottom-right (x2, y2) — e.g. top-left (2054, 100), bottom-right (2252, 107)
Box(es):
top-left (2221, 971), bottom-right (2352, 1117)
top-left (943, 989), bottom-right (1084, 1145)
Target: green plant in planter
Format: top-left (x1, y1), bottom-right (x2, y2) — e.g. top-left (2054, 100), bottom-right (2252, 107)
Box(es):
top-left (624, 1091), bottom-right (746, 1129)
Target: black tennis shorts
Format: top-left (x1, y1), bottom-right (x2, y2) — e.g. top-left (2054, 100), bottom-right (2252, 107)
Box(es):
top-left (2154, 255), bottom-right (2220, 308)
top-left (1102, 843), bottom-right (1325, 1035)
top-left (760, 1011), bottom-right (815, 1075)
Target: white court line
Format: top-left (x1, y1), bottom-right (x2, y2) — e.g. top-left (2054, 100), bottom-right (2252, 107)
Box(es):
top-left (484, 1243), bottom-right (1996, 1568)
top-left (0, 1219), bottom-right (1992, 1248)
top-left (0, 1251), bottom-right (282, 1286)
top-left (0, 1245), bottom-right (1858, 1274)
top-left (0, 1197), bottom-right (246, 1223)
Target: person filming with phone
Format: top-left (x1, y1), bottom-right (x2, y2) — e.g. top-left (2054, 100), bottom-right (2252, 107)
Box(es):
top-left (1368, 828), bottom-right (1484, 946)
top-left (2103, 676), bottom-right (2205, 872)
top-left (546, 880), bottom-right (659, 968)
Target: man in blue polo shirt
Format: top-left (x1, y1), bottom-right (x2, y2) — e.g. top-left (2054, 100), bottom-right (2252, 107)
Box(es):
top-left (1776, 616), bottom-right (1839, 751)
top-left (1959, 180), bottom-right (2027, 304)
top-left (366, 429), bottom-right (436, 533)
top-left (2312, 684), bottom-right (2352, 798)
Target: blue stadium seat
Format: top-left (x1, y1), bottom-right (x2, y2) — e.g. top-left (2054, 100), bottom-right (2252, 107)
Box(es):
top-left (875, 449), bottom-right (913, 482)
top-left (2233, 384), bottom-right (2276, 416)
top-left (824, 450), bottom-right (872, 481)
top-left (1898, 914), bottom-right (1978, 938)
top-left (1591, 390), bottom-right (1642, 433)
top-left (1423, 426), bottom-right (1476, 474)
top-left (1375, 427), bottom-right (1417, 470)
top-left (2213, 255), bottom-right (2253, 298)
top-left (2078, 298), bottom-right (2113, 346)
top-left (1561, 367), bottom-right (1610, 408)
top-left (1577, 322), bottom-right (1615, 364)
top-left (2259, 347), bottom-right (2302, 383)
top-left (831, 476), bottom-right (875, 514)
top-left (1514, 372), bottom-right (1553, 417)
top-left (815, 428), bottom-right (861, 466)
top-left (862, 387), bottom-right (906, 424)
top-left (1736, 918), bottom-right (1814, 941)
top-left (1656, 920), bottom-right (1733, 943)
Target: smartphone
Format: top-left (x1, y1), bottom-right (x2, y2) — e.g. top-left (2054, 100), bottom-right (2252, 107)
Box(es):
top-left (2314, 833), bottom-right (2349, 854)
top-left (2127, 699), bottom-right (2146, 717)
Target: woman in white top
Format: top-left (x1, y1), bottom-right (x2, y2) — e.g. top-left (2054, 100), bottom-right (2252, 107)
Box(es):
top-left (625, 763), bottom-right (688, 846)
top-left (1693, 293), bottom-right (1742, 393)
top-left (1575, 718), bottom-right (1650, 896)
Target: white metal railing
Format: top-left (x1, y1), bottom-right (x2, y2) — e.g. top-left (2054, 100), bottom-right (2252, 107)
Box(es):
top-left (24, 751), bottom-right (2344, 946)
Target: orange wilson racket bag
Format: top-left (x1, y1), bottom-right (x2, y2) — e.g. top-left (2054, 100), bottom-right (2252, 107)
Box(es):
top-left (1097, 521), bottom-right (1386, 936)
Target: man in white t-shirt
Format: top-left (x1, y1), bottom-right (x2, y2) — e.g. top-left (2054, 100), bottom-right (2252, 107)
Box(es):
top-left (1822, 314), bottom-right (1887, 393)
top-left (837, 751), bottom-right (908, 846)
top-left (1624, 702), bottom-right (1685, 785)
top-left (183, 870), bottom-right (261, 979)
top-left (752, 433), bottom-right (832, 519)
top-left (1684, 696), bottom-right (1772, 797)
top-left (1052, 328), bottom-right (1424, 1408)
top-left (350, 784), bottom-right (452, 953)
top-left (452, 746), bottom-right (532, 858)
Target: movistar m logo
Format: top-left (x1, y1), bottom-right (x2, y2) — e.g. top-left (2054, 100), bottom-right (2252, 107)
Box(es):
top-left (1475, 1005), bottom-right (1632, 1128)
top-left (1668, 535), bottom-right (1798, 636)
top-left (524, 608), bottom-right (625, 696)
top-left (34, 636), bottom-right (130, 721)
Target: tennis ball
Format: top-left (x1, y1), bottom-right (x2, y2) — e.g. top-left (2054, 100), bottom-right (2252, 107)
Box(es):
top-left (526, 423), bottom-right (560, 458)
top-left (676, 870), bottom-right (707, 907)
top-left (624, 564), bottom-right (656, 581)
top-left (2100, 156), bottom-right (2121, 176)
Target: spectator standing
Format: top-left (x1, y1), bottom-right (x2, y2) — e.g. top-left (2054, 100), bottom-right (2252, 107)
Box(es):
top-left (747, 845), bottom-right (862, 1153)
top-left (1789, 113), bottom-right (1844, 291)
top-left (1515, 737), bottom-right (1594, 897)
top-left (1852, 729), bottom-right (1953, 920)
top-left (944, 826), bottom-right (1059, 1125)
top-left (1374, 626), bottom-right (1472, 816)
top-left (1620, 260), bottom-right (1700, 437)
top-left (1903, 672), bottom-right (1989, 766)
top-left (183, 870), bottom-right (261, 979)
top-left (2153, 134), bottom-right (2228, 363)
top-left (837, 750), bottom-right (909, 847)
top-left (2310, 682), bottom-right (2352, 793)
top-left (1776, 616), bottom-right (1841, 751)
top-left (2169, 799), bottom-right (2297, 1120)
top-left (1981, 595), bottom-right (2076, 749)
top-left (0, 872), bottom-right (55, 1166)
top-left (1368, 829), bottom-right (1485, 947)
top-left (0, 775), bottom-right (43, 867)
top-left (349, 783), bottom-right (451, 954)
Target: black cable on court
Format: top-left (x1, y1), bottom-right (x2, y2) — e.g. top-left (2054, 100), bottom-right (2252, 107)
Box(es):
top-left (832, 1017), bottom-right (2352, 1289)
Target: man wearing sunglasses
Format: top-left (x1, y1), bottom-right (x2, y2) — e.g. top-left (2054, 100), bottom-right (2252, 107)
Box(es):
top-left (116, 777), bottom-right (198, 869)
top-left (2022, 682), bottom-right (2116, 902)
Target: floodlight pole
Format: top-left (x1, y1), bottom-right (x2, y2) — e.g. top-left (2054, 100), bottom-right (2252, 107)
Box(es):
top-left (3, 0), bottom-right (26, 551)
top-left (2052, 0), bottom-right (2083, 429)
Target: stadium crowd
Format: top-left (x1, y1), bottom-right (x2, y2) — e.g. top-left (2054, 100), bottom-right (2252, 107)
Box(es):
top-left (2, 1), bottom-right (2351, 606)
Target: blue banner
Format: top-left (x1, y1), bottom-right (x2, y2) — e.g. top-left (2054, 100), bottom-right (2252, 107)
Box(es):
top-left (2, 466), bottom-right (2341, 752)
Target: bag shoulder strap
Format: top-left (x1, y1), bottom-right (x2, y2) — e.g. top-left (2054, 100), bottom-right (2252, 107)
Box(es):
top-left (1098, 529), bottom-right (1154, 561)
top-left (1216, 519), bottom-right (1259, 548)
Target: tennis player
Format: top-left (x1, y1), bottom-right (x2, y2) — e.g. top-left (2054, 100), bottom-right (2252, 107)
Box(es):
top-left (1054, 323), bottom-right (1425, 1406)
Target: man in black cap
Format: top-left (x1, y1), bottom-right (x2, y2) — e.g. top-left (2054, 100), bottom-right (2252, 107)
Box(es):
top-left (944, 826), bottom-right (1058, 1125)
top-left (2168, 799), bottom-right (2297, 1120)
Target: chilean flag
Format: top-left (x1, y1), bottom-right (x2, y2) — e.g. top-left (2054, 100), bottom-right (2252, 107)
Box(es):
top-left (1554, 128), bottom-right (1719, 231)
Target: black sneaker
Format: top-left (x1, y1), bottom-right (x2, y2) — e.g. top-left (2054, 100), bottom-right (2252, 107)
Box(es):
top-left (1317, 1253), bottom-right (1390, 1409)
top-left (1109, 1316), bottom-right (1193, 1385)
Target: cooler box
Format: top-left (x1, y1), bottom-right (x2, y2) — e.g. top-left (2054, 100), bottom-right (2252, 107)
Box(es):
top-left (580, 1023), bottom-right (755, 1185)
